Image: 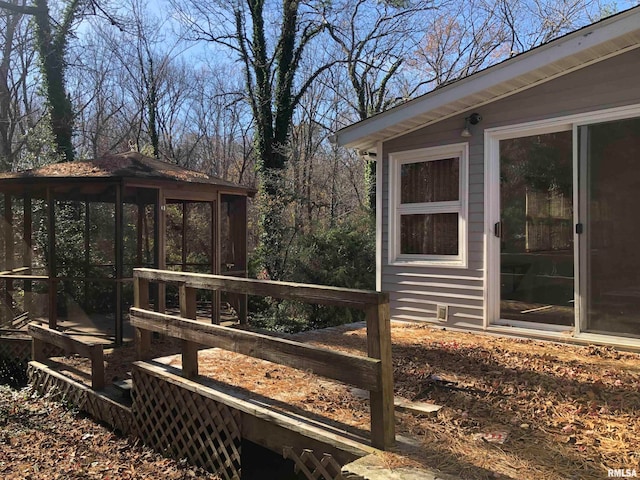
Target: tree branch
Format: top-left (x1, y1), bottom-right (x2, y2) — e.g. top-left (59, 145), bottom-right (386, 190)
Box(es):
top-left (0, 0), bottom-right (42, 15)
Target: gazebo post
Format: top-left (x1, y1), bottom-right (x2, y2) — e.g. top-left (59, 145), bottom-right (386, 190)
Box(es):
top-left (84, 200), bottom-right (90, 308)
top-left (115, 184), bottom-right (124, 345)
top-left (46, 188), bottom-right (57, 329)
top-left (152, 190), bottom-right (160, 310)
top-left (136, 200), bottom-right (143, 266)
top-left (3, 194), bottom-right (12, 323)
top-left (212, 195), bottom-right (220, 325)
top-left (232, 196), bottom-right (248, 324)
top-left (157, 189), bottom-right (166, 314)
top-left (23, 195), bottom-right (33, 317)
top-left (181, 201), bottom-right (187, 272)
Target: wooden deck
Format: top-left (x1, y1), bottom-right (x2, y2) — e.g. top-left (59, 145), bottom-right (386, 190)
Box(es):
top-left (15, 268), bottom-right (399, 480)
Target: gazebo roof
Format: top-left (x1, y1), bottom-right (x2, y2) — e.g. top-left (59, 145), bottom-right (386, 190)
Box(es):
top-left (0, 152), bottom-right (254, 195)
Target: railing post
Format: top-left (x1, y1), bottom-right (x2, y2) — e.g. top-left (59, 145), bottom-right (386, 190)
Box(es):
top-left (90, 346), bottom-right (105, 390)
top-left (32, 337), bottom-right (46, 363)
top-left (134, 276), bottom-right (151, 360)
top-left (180, 284), bottom-right (198, 379)
top-left (366, 293), bottom-right (395, 450)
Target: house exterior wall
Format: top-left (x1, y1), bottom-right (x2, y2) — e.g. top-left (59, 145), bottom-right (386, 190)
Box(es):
top-left (380, 47), bottom-right (640, 329)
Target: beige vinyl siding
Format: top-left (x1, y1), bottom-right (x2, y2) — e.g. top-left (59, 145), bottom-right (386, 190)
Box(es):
top-left (380, 48), bottom-right (640, 328)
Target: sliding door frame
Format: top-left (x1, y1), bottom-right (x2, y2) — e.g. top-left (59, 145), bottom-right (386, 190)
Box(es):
top-left (484, 103), bottom-right (640, 334)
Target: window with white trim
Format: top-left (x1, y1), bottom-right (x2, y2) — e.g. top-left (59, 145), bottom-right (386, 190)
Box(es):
top-left (389, 143), bottom-right (468, 266)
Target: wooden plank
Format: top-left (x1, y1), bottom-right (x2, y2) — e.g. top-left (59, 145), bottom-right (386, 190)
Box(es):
top-left (236, 197), bottom-right (248, 324)
top-left (0, 275), bottom-right (48, 280)
top-left (4, 194), bottom-right (12, 272)
top-left (90, 350), bottom-right (105, 390)
top-left (242, 414), bottom-right (360, 466)
top-left (84, 202), bottom-right (90, 315)
top-left (181, 202), bottom-right (187, 271)
top-left (134, 361), bottom-right (374, 461)
top-left (32, 337), bottom-right (46, 363)
top-left (0, 267), bottom-right (30, 275)
top-left (365, 298), bottom-right (395, 450)
top-left (179, 285), bottom-right (198, 378)
top-left (130, 308), bottom-right (381, 391)
top-left (12, 312), bottom-right (30, 329)
top-left (179, 285), bottom-right (197, 320)
top-left (28, 323), bottom-right (101, 358)
top-left (157, 191), bottom-right (166, 314)
top-left (133, 277), bottom-right (151, 360)
top-left (136, 202), bottom-right (143, 266)
top-left (134, 277), bottom-right (150, 309)
top-left (3, 194), bottom-right (13, 325)
top-left (134, 268), bottom-right (384, 309)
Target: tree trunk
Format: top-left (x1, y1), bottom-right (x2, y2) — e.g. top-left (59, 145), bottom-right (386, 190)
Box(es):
top-left (33, 0), bottom-right (76, 162)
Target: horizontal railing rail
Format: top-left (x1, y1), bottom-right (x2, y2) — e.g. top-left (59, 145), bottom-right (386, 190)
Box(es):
top-left (28, 323), bottom-right (105, 390)
top-left (130, 268), bottom-right (394, 449)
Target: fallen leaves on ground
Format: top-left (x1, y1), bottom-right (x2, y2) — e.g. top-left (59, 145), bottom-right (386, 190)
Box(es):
top-left (0, 385), bottom-right (220, 480)
top-left (301, 324), bottom-right (640, 480)
top-left (53, 322), bottom-right (640, 480)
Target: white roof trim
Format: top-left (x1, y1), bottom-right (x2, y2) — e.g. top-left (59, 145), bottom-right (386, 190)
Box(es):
top-left (335, 7), bottom-right (640, 150)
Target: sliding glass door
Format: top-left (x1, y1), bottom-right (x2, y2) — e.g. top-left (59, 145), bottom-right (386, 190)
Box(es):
top-left (499, 131), bottom-right (575, 326)
top-left (580, 117), bottom-right (640, 337)
top-left (491, 112), bottom-right (640, 338)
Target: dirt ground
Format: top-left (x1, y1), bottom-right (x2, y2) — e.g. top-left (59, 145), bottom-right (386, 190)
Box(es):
top-left (308, 323), bottom-right (640, 480)
top-left (48, 322), bottom-right (640, 479)
top-left (0, 384), bottom-right (220, 479)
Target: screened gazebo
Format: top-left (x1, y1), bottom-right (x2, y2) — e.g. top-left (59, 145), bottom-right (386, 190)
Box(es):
top-left (0, 151), bottom-right (254, 345)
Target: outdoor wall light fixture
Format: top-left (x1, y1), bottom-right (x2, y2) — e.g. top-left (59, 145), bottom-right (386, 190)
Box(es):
top-left (461, 112), bottom-right (482, 137)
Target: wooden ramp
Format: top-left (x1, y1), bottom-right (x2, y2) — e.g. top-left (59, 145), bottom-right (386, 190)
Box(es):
top-left (133, 360), bottom-right (375, 480)
top-left (24, 267), bottom-right (408, 479)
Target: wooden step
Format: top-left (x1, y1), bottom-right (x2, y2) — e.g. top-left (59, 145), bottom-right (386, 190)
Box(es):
top-left (348, 387), bottom-right (443, 416)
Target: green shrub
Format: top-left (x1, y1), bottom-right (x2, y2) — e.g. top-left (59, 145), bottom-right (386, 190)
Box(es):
top-left (249, 216), bottom-right (375, 331)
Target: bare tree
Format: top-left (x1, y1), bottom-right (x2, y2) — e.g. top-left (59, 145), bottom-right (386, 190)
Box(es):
top-left (0, 0), bottom-right (91, 162)
top-left (0, 2), bottom-right (30, 170)
top-left (407, 0), bottom-right (509, 89)
top-left (497, 0), bottom-right (617, 56)
top-left (321, 0), bottom-right (436, 210)
top-left (183, 63), bottom-right (255, 185)
top-left (171, 0), bottom-right (336, 279)
top-left (72, 35), bottom-right (135, 158)
top-left (323, 0), bottom-right (435, 120)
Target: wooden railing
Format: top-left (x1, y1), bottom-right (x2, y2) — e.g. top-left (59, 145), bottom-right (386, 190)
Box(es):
top-left (130, 267), bottom-right (395, 450)
top-left (0, 267), bottom-right (49, 328)
top-left (28, 323), bottom-right (105, 390)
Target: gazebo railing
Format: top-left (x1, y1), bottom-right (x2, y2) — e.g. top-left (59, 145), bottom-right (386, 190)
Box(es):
top-left (0, 267), bottom-right (49, 328)
top-left (130, 267), bottom-right (395, 450)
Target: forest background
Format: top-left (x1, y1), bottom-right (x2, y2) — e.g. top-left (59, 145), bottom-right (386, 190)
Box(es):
top-left (0, 0), bottom-right (636, 331)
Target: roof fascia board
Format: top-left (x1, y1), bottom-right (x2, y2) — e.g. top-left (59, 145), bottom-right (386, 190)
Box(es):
top-left (367, 41), bottom-right (640, 150)
top-left (336, 8), bottom-right (640, 148)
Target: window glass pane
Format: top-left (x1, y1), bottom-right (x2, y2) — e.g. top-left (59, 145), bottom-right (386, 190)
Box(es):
top-left (499, 131), bottom-right (574, 326)
top-left (401, 213), bottom-right (458, 255)
top-left (401, 158), bottom-right (459, 204)
top-left (583, 117), bottom-right (640, 337)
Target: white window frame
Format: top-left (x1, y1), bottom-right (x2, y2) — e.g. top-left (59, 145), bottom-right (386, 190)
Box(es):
top-left (388, 143), bottom-right (468, 267)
